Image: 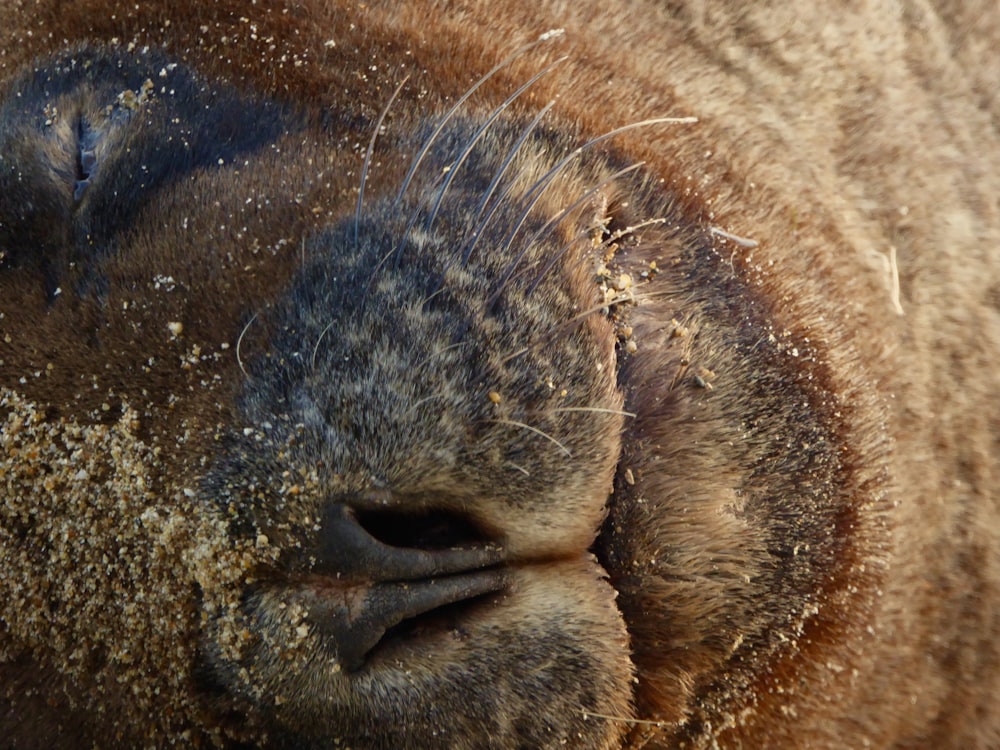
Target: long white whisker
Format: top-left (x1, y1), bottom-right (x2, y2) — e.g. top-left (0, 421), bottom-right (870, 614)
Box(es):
top-left (459, 100), bottom-right (557, 266)
top-left (505, 462), bottom-right (531, 476)
top-left (310, 320), bottom-right (337, 370)
top-left (551, 407), bottom-right (637, 418)
top-left (487, 418), bottom-right (572, 456)
top-left (356, 77), bottom-right (409, 249)
top-left (406, 392), bottom-right (451, 415)
top-left (392, 29), bottom-right (566, 210)
top-left (476, 117), bottom-right (694, 311)
top-left (499, 286), bottom-right (676, 365)
top-left (236, 312), bottom-right (259, 378)
top-left (528, 215), bottom-right (668, 296)
top-left (425, 57), bottom-right (567, 233)
top-left (484, 162), bottom-right (646, 308)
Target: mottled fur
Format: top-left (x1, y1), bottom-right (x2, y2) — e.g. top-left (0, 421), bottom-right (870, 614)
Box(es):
top-left (0, 0), bottom-right (998, 748)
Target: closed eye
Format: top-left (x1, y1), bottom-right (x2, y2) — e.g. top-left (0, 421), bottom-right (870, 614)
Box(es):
top-left (73, 115), bottom-right (99, 202)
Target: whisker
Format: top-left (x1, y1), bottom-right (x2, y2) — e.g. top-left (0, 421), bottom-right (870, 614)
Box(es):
top-left (520, 161), bottom-right (646, 252)
top-left (494, 213), bottom-right (672, 367)
top-left (579, 709), bottom-right (669, 750)
top-left (499, 287), bottom-right (677, 366)
top-left (424, 57), bottom-right (568, 233)
top-left (406, 392), bottom-right (451, 415)
top-left (505, 462), bottom-right (532, 476)
top-left (412, 340), bottom-right (469, 371)
top-left (527, 215), bottom-right (668, 297)
top-left (500, 161), bottom-right (645, 269)
top-left (520, 117), bottom-right (695, 214)
top-left (486, 418), bottom-right (572, 456)
top-left (310, 320), bottom-right (337, 371)
top-left (499, 345), bottom-right (531, 365)
top-left (508, 117), bottom-right (695, 231)
top-left (391, 29), bottom-right (566, 212)
top-left (459, 100), bottom-right (557, 266)
top-left (484, 162), bottom-right (647, 308)
top-left (361, 242), bottom-right (407, 303)
top-left (356, 76), bottom-right (409, 249)
top-left (418, 284), bottom-right (450, 310)
top-left (551, 406), bottom-right (637, 418)
top-left (474, 117), bottom-right (694, 311)
top-left (580, 710), bottom-right (668, 728)
top-left (416, 100), bottom-right (558, 307)
top-left (236, 312), bottom-right (259, 378)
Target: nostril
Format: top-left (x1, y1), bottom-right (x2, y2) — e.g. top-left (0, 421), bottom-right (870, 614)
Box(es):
top-left (314, 503), bottom-right (505, 582)
top-left (356, 507), bottom-right (491, 550)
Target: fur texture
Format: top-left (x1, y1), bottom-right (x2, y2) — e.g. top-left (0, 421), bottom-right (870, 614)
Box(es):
top-left (0, 0), bottom-right (998, 748)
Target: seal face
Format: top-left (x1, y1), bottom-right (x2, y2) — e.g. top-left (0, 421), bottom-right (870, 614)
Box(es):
top-left (2, 44), bottom-right (641, 749)
top-left (2, 2), bottom-right (1000, 749)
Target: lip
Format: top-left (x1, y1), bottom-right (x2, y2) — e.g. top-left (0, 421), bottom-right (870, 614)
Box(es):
top-left (297, 568), bottom-right (511, 671)
top-left (231, 556), bottom-right (633, 749)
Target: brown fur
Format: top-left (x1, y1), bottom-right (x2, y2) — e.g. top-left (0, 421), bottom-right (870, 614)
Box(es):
top-left (0, 0), bottom-right (998, 748)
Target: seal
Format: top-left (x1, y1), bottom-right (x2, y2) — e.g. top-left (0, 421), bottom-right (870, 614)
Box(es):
top-left (1, 1), bottom-right (999, 749)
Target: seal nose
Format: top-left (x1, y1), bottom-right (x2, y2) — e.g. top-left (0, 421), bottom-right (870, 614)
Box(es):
top-left (315, 503), bottom-right (505, 580)
top-left (310, 504), bottom-right (508, 670)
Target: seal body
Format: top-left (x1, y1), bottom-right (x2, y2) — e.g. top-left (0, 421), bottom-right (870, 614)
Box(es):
top-left (1, 1), bottom-right (999, 748)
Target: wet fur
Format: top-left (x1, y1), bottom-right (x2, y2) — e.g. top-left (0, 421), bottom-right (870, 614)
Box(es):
top-left (1, 1), bottom-right (999, 748)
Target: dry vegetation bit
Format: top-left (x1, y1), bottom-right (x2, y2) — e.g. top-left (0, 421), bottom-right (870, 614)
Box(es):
top-left (0, 388), bottom-right (269, 743)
